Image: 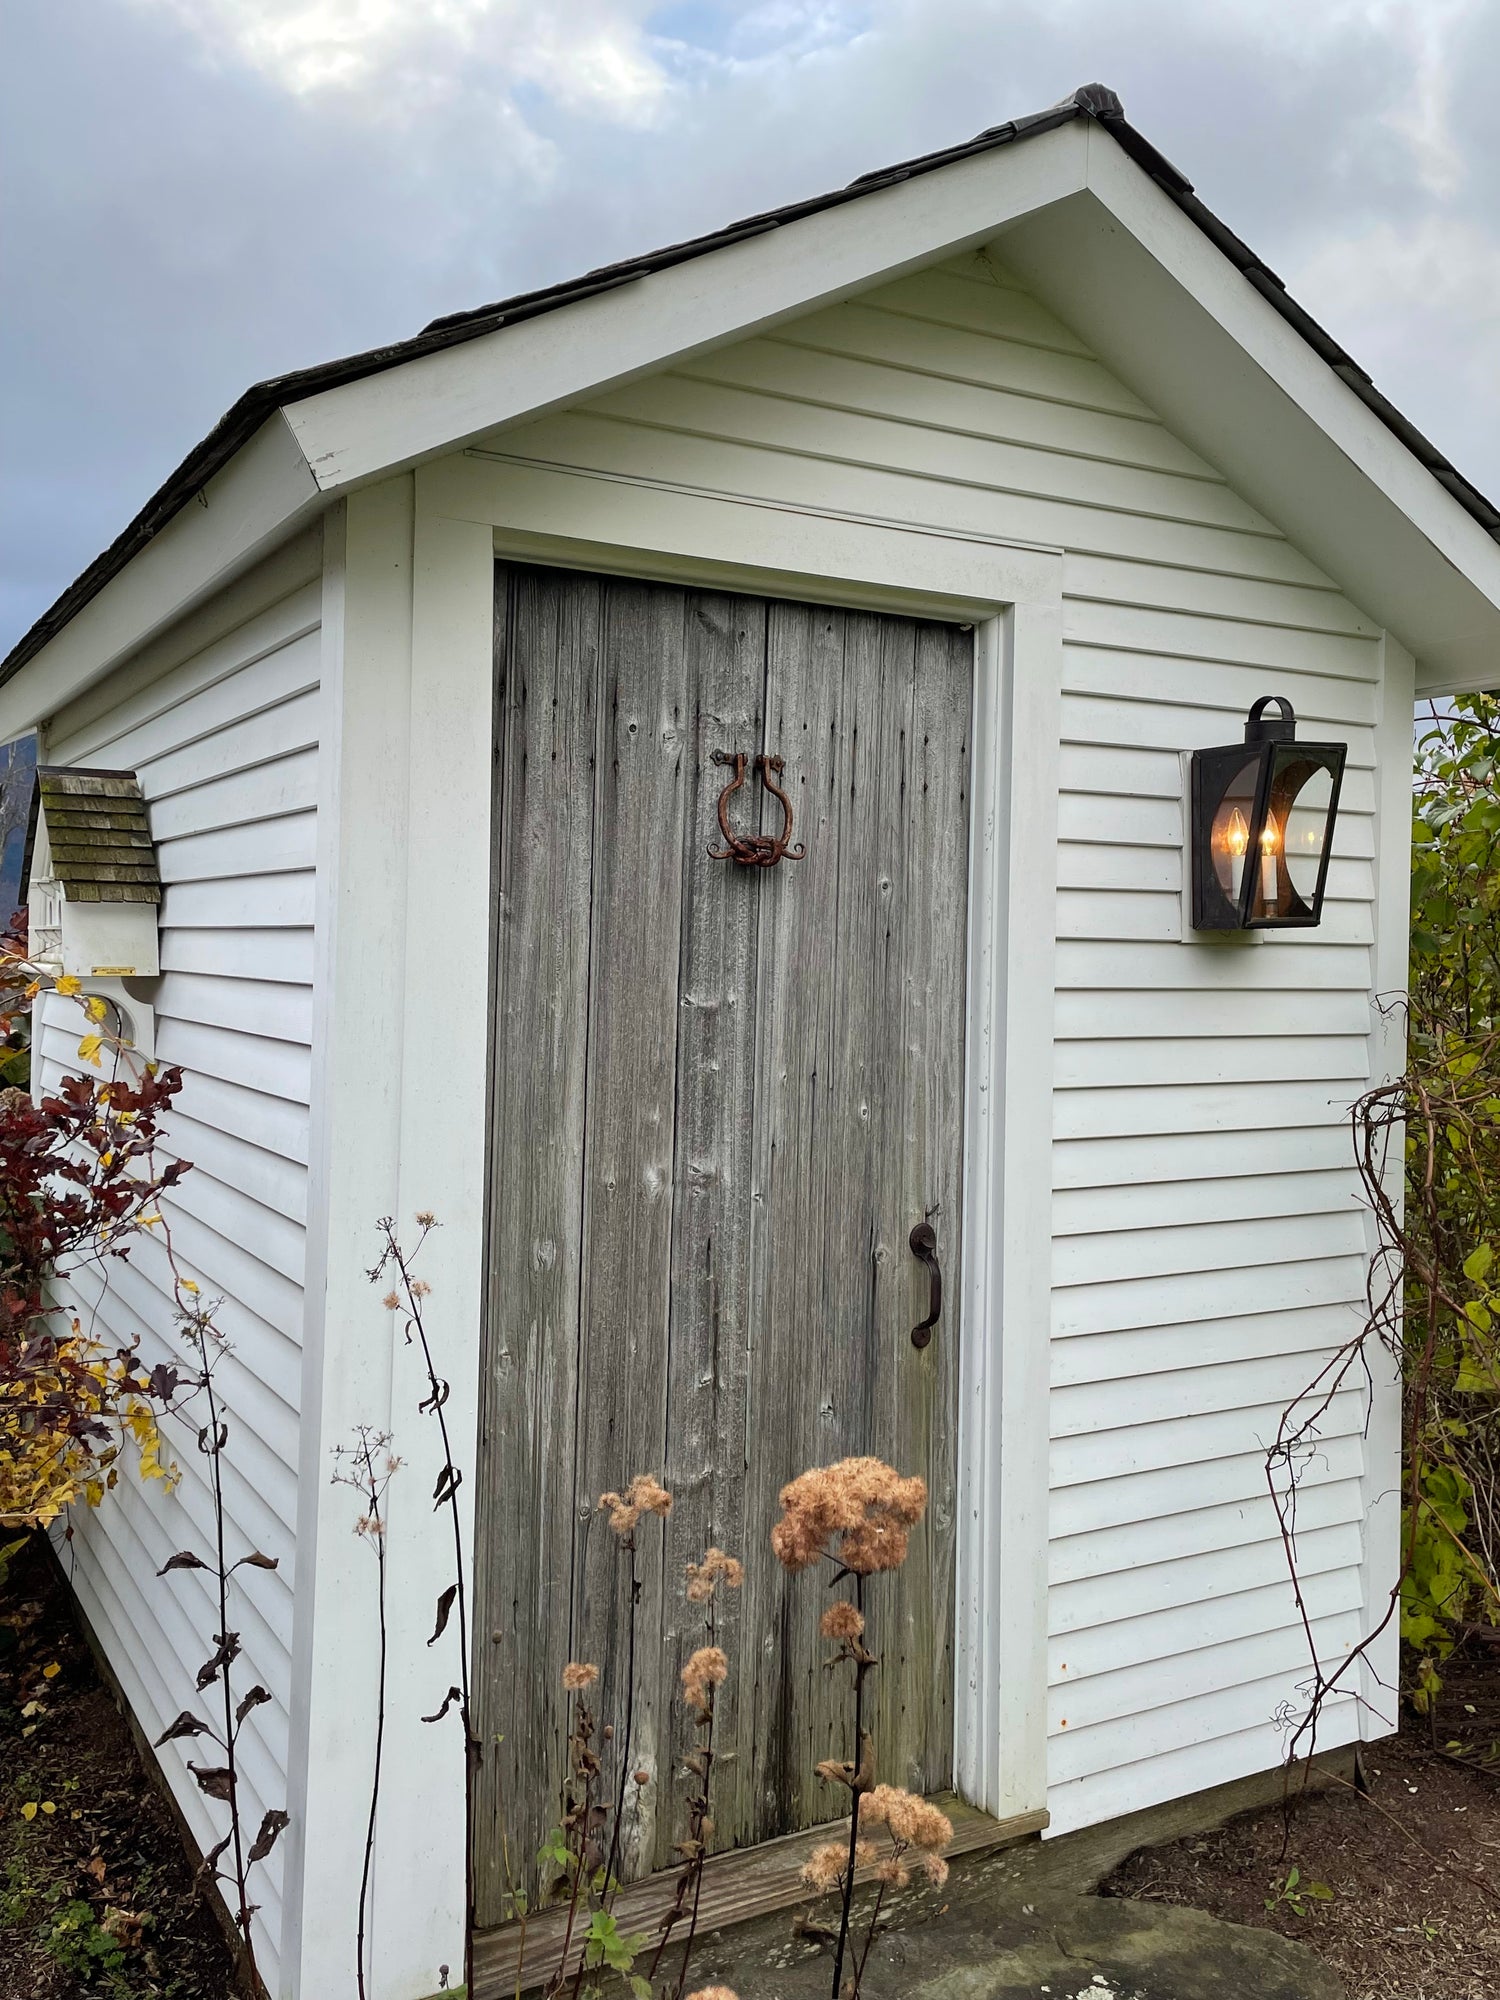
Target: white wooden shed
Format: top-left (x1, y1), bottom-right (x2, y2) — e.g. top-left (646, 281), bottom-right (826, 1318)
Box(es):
top-left (7, 82), bottom-right (1500, 2000)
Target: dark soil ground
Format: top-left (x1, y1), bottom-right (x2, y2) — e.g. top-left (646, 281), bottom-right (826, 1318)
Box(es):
top-left (0, 1531), bottom-right (238, 2000)
top-left (1103, 1646), bottom-right (1500, 2000)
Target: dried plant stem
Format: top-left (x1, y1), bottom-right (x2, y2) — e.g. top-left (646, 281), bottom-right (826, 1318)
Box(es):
top-left (374, 1217), bottom-right (478, 2000)
top-left (332, 1430), bottom-right (397, 2000)
top-left (669, 1691), bottom-right (715, 2000)
top-left (602, 1530), bottom-right (642, 1910)
top-left (548, 1690), bottom-right (598, 2000)
top-left (200, 1332), bottom-right (250, 1949)
top-left (850, 1844), bottom-right (904, 1998)
top-left (829, 1573), bottom-right (868, 2000)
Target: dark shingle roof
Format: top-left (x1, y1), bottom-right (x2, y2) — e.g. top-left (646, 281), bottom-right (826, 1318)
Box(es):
top-left (26, 769), bottom-right (161, 905)
top-left (5, 82), bottom-right (1497, 686)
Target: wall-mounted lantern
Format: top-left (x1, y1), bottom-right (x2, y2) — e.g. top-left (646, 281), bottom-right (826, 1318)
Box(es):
top-left (1189, 697), bottom-right (1346, 931)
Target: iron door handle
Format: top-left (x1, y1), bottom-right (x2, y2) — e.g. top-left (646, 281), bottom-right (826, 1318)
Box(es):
top-left (910, 1223), bottom-right (942, 1349)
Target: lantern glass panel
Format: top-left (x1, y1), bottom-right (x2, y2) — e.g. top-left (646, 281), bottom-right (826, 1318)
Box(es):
top-left (1279, 763), bottom-right (1334, 903)
top-left (1253, 743), bottom-right (1343, 925)
top-left (1208, 752), bottom-right (1261, 907)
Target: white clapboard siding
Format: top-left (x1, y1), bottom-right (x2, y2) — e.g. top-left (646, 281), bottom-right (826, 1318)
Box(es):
top-left (1051, 1435), bottom-right (1366, 1539)
top-left (38, 541), bottom-right (319, 1990)
top-left (467, 248), bottom-right (1391, 1836)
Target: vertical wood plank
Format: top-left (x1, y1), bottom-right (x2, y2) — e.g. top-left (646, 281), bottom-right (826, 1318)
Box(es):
top-left (653, 591), bottom-right (767, 1869)
top-left (889, 619), bottom-right (971, 1786)
top-left (570, 579), bottom-right (693, 1883)
top-left (473, 566), bottom-right (603, 1924)
top-left (739, 599), bottom-right (851, 1843)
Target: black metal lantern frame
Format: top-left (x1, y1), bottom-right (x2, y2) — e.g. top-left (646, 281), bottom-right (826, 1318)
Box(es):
top-left (1189, 696), bottom-right (1347, 931)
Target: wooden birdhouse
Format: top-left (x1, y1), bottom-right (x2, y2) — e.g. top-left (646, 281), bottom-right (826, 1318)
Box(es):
top-left (24, 766), bottom-right (161, 981)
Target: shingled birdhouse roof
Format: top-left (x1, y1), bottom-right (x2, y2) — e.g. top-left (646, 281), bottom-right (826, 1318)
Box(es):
top-left (25, 768), bottom-right (161, 906)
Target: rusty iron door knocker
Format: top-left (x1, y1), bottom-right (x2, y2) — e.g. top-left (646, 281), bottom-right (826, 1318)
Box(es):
top-left (708, 750), bottom-right (806, 868)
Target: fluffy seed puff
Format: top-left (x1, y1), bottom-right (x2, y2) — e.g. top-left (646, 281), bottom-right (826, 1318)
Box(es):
top-left (799, 1838), bottom-right (878, 1893)
top-left (681, 1645), bottom-right (729, 1716)
top-left (771, 1457), bottom-right (927, 1575)
top-left (562, 1661), bottom-right (599, 1692)
top-left (858, 1785), bottom-right (952, 1853)
top-left (685, 1546), bottom-right (745, 1602)
top-left (599, 1473), bottom-right (673, 1537)
top-left (685, 1989), bottom-right (740, 2000)
top-left (819, 1600), bottom-right (865, 1642)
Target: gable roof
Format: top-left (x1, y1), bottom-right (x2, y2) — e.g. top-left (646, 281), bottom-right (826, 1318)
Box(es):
top-left (24, 768), bottom-right (161, 905)
top-left (6, 82), bottom-right (1500, 699)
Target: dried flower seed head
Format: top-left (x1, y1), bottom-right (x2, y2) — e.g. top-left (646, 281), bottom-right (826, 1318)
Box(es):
top-left (681, 1644), bottom-right (729, 1715)
top-left (684, 1989), bottom-right (740, 2000)
top-left (799, 1841), bottom-right (847, 1893)
top-left (819, 1600), bottom-right (865, 1642)
top-left (562, 1661), bottom-right (599, 1692)
top-left (771, 1457), bottom-right (928, 1574)
top-left (408, 1278), bottom-right (431, 1299)
top-left (875, 1857), bottom-right (910, 1889)
top-left (415, 1210), bottom-right (437, 1226)
top-left (922, 1852), bottom-right (950, 1888)
top-left (599, 1473), bottom-right (674, 1536)
top-left (382, 1291), bottom-right (400, 1310)
top-left (815, 1757), bottom-right (854, 1788)
top-left (685, 1546), bottom-right (745, 1602)
top-left (857, 1785), bottom-right (952, 1852)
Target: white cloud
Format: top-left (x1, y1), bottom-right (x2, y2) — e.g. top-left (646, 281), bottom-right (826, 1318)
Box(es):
top-left (130, 0), bottom-right (672, 115)
top-left (13, 0), bottom-right (1500, 649)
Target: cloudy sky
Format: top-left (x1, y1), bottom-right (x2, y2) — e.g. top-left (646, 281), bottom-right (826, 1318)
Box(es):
top-left (5, 0), bottom-right (1500, 653)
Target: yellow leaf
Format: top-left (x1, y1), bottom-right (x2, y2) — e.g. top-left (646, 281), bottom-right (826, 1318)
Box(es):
top-left (20, 1802), bottom-right (37, 1821)
top-left (41, 1661), bottom-right (60, 1680)
top-left (180, 1279), bottom-right (200, 1295)
top-left (84, 995), bottom-right (108, 1023)
top-left (77, 1033), bottom-right (103, 1067)
top-left (55, 975), bottom-right (81, 997)
top-left (23, 980), bottom-right (40, 1001)
top-left (40, 1802), bottom-right (55, 1815)
top-left (137, 1213), bottom-right (161, 1227)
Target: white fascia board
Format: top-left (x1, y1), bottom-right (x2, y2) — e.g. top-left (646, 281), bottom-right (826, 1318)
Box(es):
top-left (281, 122), bottom-right (1090, 493)
top-left (0, 413), bottom-right (321, 738)
top-left (999, 130), bottom-right (1500, 694)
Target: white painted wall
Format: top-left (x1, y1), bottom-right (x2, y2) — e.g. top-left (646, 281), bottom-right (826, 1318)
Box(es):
top-left (37, 529), bottom-right (323, 1992)
top-left (467, 246), bottom-right (1406, 1838)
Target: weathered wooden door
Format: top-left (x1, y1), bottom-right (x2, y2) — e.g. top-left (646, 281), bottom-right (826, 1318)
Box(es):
top-left (473, 565), bottom-right (971, 1923)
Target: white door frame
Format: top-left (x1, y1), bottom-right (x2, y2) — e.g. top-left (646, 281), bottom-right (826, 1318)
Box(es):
top-left (429, 446), bottom-right (1062, 1818)
top-left (290, 452), bottom-right (1061, 1995)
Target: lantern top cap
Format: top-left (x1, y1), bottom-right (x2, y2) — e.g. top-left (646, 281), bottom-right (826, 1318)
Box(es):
top-left (1244, 695), bottom-right (1297, 745)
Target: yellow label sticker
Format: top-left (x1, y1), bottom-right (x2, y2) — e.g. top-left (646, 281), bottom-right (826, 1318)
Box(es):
top-left (89, 966), bottom-right (138, 976)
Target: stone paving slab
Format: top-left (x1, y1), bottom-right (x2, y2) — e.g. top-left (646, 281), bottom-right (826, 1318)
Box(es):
top-left (679, 1882), bottom-right (1344, 1999)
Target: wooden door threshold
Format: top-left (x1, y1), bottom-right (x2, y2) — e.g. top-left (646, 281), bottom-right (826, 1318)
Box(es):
top-left (471, 1794), bottom-right (1048, 1997)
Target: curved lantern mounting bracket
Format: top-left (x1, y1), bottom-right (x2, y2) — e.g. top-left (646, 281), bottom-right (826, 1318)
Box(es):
top-left (1184, 694), bottom-right (1348, 936)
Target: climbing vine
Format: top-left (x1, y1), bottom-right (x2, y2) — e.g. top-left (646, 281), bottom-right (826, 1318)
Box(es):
top-left (1272, 690), bottom-right (1500, 1762)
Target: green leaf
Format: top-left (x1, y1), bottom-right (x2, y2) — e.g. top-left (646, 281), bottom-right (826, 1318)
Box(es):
top-left (1464, 1243), bottom-right (1495, 1283)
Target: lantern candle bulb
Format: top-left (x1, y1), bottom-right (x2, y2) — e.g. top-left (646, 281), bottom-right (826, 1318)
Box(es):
top-left (1259, 815), bottom-right (1280, 912)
